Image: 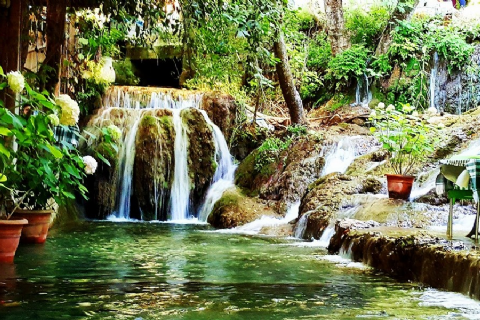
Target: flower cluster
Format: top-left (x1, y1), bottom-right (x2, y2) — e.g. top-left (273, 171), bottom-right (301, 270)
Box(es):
top-left (82, 156), bottom-right (98, 175)
top-left (83, 57), bottom-right (116, 84)
top-left (56, 94), bottom-right (80, 126)
top-left (75, 7), bottom-right (110, 29)
top-left (47, 114), bottom-right (60, 126)
top-left (6, 71), bottom-right (25, 94)
top-left (106, 124), bottom-right (122, 142)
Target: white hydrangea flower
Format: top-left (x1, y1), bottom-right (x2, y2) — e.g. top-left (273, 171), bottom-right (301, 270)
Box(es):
top-left (377, 102), bottom-right (385, 109)
top-left (411, 111), bottom-right (419, 117)
top-left (99, 57), bottom-right (116, 83)
top-left (106, 124), bottom-right (122, 141)
top-left (369, 110), bottom-right (377, 117)
top-left (82, 156), bottom-right (98, 175)
top-left (386, 104), bottom-right (395, 112)
top-left (437, 123), bottom-right (445, 128)
top-left (6, 71), bottom-right (25, 94)
top-left (56, 94), bottom-right (80, 126)
top-left (427, 107), bottom-right (438, 115)
top-left (47, 114), bottom-right (60, 126)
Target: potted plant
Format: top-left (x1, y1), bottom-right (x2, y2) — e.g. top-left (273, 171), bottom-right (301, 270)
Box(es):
top-left (369, 103), bottom-right (437, 200)
top-left (0, 67), bottom-right (99, 245)
top-left (0, 69), bottom-right (29, 261)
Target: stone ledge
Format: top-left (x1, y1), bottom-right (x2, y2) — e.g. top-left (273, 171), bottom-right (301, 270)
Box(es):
top-left (328, 219), bottom-right (480, 300)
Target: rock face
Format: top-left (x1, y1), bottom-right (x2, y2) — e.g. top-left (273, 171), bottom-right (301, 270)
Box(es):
top-left (133, 110), bottom-right (175, 221)
top-left (298, 173), bottom-right (383, 239)
top-left (201, 92), bottom-right (237, 142)
top-left (182, 108), bottom-right (217, 215)
top-left (230, 123), bottom-right (268, 161)
top-left (433, 45), bottom-right (480, 114)
top-left (235, 136), bottom-right (326, 214)
top-left (328, 220), bottom-right (480, 300)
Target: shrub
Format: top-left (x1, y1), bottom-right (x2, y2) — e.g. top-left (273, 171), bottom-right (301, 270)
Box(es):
top-left (345, 5), bottom-right (390, 49)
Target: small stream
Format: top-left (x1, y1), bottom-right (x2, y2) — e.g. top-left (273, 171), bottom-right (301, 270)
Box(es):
top-left (1, 222), bottom-right (479, 320)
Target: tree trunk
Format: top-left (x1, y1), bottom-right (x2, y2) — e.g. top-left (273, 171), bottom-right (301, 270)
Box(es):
top-left (273, 31), bottom-right (306, 126)
top-left (0, 0), bottom-right (25, 112)
top-left (42, 0), bottom-right (66, 95)
top-left (323, 0), bottom-right (350, 56)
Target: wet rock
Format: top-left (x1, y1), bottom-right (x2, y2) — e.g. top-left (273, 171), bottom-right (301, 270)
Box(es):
top-left (208, 187), bottom-right (279, 228)
top-left (133, 110), bottom-right (175, 221)
top-left (327, 224), bottom-right (480, 300)
top-left (182, 108), bottom-right (217, 215)
top-left (328, 218), bottom-right (380, 253)
top-left (433, 45), bottom-right (480, 114)
top-left (416, 189), bottom-right (449, 206)
top-left (298, 173), bottom-right (384, 239)
top-left (201, 92), bottom-right (237, 142)
top-left (82, 127), bottom-right (120, 220)
top-left (235, 136), bottom-right (325, 213)
top-left (310, 104), bottom-right (371, 126)
top-left (231, 123), bottom-right (268, 161)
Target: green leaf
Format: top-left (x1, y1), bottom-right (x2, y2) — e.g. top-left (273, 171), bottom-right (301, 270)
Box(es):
top-left (96, 152), bottom-right (111, 166)
top-left (47, 145), bottom-right (63, 159)
top-left (0, 144), bottom-right (10, 158)
top-left (0, 127), bottom-right (11, 136)
top-left (0, 174), bottom-right (6, 182)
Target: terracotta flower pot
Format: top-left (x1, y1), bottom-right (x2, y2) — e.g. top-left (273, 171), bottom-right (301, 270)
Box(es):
top-left (0, 219), bottom-right (28, 263)
top-left (386, 174), bottom-right (415, 200)
top-left (13, 209), bottom-right (53, 244)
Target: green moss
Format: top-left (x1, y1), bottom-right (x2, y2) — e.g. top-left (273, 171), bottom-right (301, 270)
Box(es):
top-left (141, 115), bottom-right (158, 127)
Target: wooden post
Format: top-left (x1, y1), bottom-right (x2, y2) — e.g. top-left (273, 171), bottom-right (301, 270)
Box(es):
top-left (44, 0), bottom-right (67, 96)
top-left (0, 0), bottom-right (24, 112)
top-left (476, 202), bottom-right (480, 241)
top-left (447, 198), bottom-right (454, 239)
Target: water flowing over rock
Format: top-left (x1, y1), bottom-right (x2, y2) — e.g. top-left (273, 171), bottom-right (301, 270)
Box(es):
top-left (133, 111), bottom-right (175, 221)
top-left (432, 45), bottom-right (480, 114)
top-left (84, 86), bottom-right (236, 221)
top-left (328, 220), bottom-right (480, 301)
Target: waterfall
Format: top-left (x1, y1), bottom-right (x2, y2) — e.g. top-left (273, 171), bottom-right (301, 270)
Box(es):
top-left (116, 116), bottom-right (143, 219)
top-left (294, 212), bottom-right (310, 239)
top-left (355, 74), bottom-right (372, 107)
top-left (198, 110), bottom-right (237, 222)
top-left (321, 137), bottom-right (360, 176)
top-left (89, 86), bottom-right (232, 222)
top-left (169, 109), bottom-right (191, 221)
top-left (430, 52), bottom-right (439, 112)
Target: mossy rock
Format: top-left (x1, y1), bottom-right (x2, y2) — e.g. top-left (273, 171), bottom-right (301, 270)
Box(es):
top-left (133, 110), bottom-right (175, 221)
top-left (181, 108), bottom-right (216, 215)
top-left (208, 187), bottom-right (278, 228)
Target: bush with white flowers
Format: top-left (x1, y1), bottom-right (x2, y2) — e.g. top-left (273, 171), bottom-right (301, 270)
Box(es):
top-left (6, 71), bottom-right (25, 94)
top-left (82, 156), bottom-right (98, 175)
top-left (56, 94), bottom-right (80, 126)
top-left (369, 102), bottom-right (438, 176)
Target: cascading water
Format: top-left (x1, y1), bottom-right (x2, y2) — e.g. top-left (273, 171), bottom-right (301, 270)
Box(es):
top-left (355, 74), bottom-right (372, 107)
top-left (321, 137), bottom-right (361, 176)
top-left (169, 109), bottom-right (191, 221)
top-left (430, 52), bottom-right (439, 113)
top-left (89, 86), bottom-right (234, 222)
top-left (198, 110), bottom-right (237, 222)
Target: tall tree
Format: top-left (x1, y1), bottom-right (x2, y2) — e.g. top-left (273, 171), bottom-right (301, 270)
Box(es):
top-left (274, 31), bottom-right (306, 125)
top-left (324, 0), bottom-right (350, 55)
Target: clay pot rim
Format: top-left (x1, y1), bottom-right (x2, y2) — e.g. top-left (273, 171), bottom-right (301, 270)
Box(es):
top-left (14, 209), bottom-right (54, 215)
top-left (385, 174), bottom-right (415, 179)
top-left (0, 218), bottom-right (28, 225)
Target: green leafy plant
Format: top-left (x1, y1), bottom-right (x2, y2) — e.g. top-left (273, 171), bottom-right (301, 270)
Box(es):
top-left (254, 137), bottom-right (291, 173)
top-left (326, 45), bottom-right (371, 90)
top-left (369, 103), bottom-right (437, 176)
top-left (345, 5), bottom-right (390, 49)
top-left (0, 67), bottom-right (113, 219)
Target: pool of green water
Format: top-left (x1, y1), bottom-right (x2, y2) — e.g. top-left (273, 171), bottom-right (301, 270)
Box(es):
top-left (0, 222), bottom-right (477, 319)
